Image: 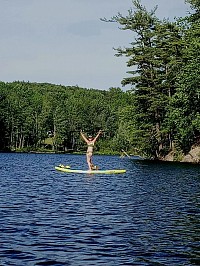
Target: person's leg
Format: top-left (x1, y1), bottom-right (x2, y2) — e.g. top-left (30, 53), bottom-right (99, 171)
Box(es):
top-left (86, 153), bottom-right (92, 170)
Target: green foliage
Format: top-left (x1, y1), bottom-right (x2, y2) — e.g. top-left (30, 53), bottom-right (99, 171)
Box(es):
top-left (101, 0), bottom-right (199, 159)
top-left (103, 0), bottom-right (185, 158)
top-left (0, 82), bottom-right (132, 153)
top-left (167, 1), bottom-right (200, 153)
top-left (0, 0), bottom-right (199, 160)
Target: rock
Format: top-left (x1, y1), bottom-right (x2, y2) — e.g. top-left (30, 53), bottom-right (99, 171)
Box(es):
top-left (163, 146), bottom-right (200, 164)
top-left (181, 146), bottom-right (200, 163)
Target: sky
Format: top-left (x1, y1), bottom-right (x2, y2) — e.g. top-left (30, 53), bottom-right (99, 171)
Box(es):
top-left (0, 0), bottom-right (191, 91)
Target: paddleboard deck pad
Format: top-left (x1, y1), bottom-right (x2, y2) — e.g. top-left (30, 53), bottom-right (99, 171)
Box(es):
top-left (55, 166), bottom-right (126, 174)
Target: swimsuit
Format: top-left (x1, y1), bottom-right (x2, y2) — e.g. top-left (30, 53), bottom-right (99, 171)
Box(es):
top-left (87, 141), bottom-right (94, 153)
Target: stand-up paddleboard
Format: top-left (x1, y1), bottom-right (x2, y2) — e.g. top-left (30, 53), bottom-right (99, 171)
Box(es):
top-left (55, 165), bottom-right (126, 174)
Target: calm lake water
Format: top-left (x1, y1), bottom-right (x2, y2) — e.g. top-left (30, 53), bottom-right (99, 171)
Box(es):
top-left (0, 153), bottom-right (200, 266)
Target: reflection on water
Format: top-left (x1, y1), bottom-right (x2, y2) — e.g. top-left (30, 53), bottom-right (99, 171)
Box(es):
top-left (0, 153), bottom-right (200, 265)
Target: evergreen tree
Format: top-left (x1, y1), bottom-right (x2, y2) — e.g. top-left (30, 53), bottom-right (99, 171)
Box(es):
top-left (103, 0), bottom-right (184, 158)
top-left (167, 0), bottom-right (200, 153)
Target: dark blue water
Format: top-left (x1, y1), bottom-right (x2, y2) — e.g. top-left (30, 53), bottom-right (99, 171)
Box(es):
top-left (0, 153), bottom-right (200, 266)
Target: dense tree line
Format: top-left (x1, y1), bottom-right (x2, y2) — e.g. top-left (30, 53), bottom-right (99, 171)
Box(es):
top-left (102, 0), bottom-right (200, 159)
top-left (0, 82), bottom-right (133, 153)
top-left (0, 0), bottom-right (199, 160)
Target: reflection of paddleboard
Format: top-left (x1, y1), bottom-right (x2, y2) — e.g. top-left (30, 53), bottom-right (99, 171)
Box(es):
top-left (55, 166), bottom-right (126, 174)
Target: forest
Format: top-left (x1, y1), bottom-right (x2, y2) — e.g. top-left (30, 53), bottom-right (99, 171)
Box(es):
top-left (0, 0), bottom-right (199, 161)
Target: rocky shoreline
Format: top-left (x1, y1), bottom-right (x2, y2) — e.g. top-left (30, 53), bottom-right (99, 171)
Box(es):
top-left (164, 146), bottom-right (200, 164)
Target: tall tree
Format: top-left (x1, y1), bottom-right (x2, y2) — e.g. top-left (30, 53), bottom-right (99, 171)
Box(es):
top-left (103, 0), bottom-right (183, 158)
top-left (167, 0), bottom-right (200, 153)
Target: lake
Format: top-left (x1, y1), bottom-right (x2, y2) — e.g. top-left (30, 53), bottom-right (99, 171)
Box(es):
top-left (0, 153), bottom-right (200, 266)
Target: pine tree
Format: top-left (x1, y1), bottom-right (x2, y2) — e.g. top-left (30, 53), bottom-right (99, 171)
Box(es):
top-left (103, 0), bottom-right (183, 158)
top-left (167, 0), bottom-right (200, 153)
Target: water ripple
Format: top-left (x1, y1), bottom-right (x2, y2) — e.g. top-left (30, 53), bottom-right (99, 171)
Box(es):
top-left (0, 153), bottom-right (200, 265)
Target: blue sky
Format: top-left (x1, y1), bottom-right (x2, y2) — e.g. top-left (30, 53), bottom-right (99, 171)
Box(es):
top-left (0, 0), bottom-right (191, 90)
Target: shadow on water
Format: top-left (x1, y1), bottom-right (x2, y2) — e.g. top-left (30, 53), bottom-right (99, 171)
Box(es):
top-left (129, 157), bottom-right (200, 176)
top-left (0, 153), bottom-right (200, 265)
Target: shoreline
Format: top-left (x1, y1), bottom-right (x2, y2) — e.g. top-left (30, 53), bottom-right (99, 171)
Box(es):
top-left (0, 149), bottom-right (200, 165)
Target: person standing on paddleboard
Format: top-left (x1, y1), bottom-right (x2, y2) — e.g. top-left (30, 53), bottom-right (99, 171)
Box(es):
top-left (80, 130), bottom-right (102, 170)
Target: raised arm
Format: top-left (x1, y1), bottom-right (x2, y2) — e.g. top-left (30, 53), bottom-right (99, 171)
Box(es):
top-left (93, 130), bottom-right (102, 143)
top-left (80, 130), bottom-right (88, 143)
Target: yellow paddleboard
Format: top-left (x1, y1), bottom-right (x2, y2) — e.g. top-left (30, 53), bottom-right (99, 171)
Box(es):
top-left (55, 166), bottom-right (126, 174)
